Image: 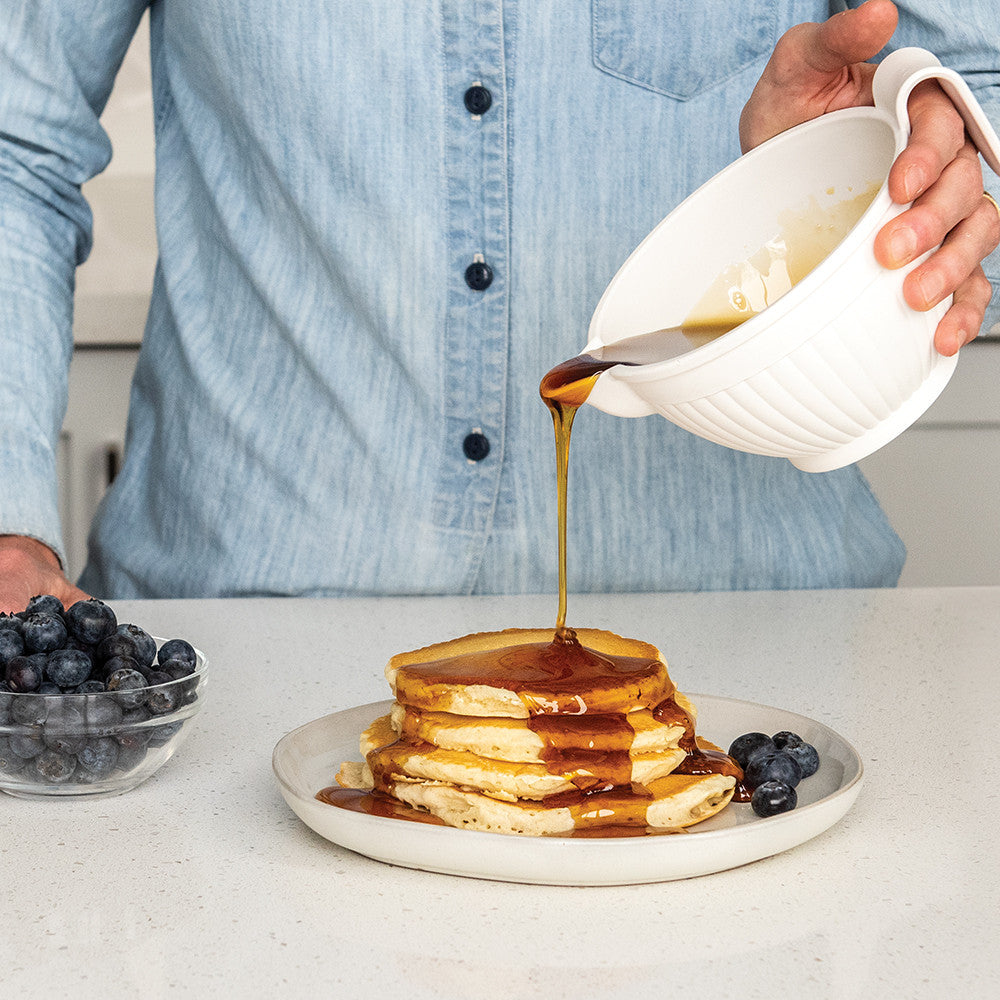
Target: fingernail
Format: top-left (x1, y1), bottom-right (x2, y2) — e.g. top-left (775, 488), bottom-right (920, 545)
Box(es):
top-left (887, 228), bottom-right (917, 266)
top-left (937, 329), bottom-right (963, 358)
top-left (916, 270), bottom-right (945, 307)
top-left (902, 164), bottom-right (924, 202)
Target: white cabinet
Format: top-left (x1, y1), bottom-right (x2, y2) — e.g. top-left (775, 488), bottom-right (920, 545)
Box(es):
top-left (859, 339), bottom-right (1000, 586)
top-left (59, 348), bottom-right (140, 582)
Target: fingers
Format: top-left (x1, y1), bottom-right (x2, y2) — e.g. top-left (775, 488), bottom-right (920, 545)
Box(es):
top-left (0, 576), bottom-right (90, 616)
top-left (876, 194), bottom-right (998, 357)
top-left (874, 132), bottom-right (999, 356)
top-left (873, 77), bottom-right (999, 354)
top-left (888, 81), bottom-right (969, 203)
top-left (905, 189), bottom-right (999, 305)
top-left (875, 138), bottom-right (987, 271)
top-left (0, 536), bottom-right (90, 614)
top-left (931, 265), bottom-right (995, 357)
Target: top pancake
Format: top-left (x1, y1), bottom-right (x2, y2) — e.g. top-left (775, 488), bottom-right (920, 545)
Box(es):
top-left (386, 627), bottom-right (676, 718)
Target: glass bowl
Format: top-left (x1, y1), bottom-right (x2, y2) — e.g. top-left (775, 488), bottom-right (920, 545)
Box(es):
top-left (0, 645), bottom-right (207, 798)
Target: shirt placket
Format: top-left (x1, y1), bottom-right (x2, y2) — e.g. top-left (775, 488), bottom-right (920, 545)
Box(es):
top-left (432, 0), bottom-right (510, 589)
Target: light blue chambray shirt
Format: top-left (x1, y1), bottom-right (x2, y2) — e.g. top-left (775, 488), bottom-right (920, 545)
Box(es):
top-left (2, 2), bottom-right (998, 599)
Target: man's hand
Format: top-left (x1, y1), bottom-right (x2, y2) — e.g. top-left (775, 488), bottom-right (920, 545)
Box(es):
top-left (0, 536), bottom-right (89, 614)
top-left (740, 0), bottom-right (999, 357)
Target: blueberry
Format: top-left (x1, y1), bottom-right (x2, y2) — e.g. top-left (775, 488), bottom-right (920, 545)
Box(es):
top-left (64, 599), bottom-right (117, 646)
top-left (783, 741), bottom-right (820, 778)
top-left (42, 701), bottom-right (87, 754)
top-left (146, 681), bottom-right (179, 716)
top-left (0, 736), bottom-right (26, 774)
top-left (750, 781), bottom-right (799, 816)
top-left (96, 632), bottom-right (140, 666)
top-left (751, 780), bottom-right (798, 817)
top-left (77, 736), bottom-right (119, 777)
top-left (115, 743), bottom-right (148, 774)
top-left (32, 748), bottom-right (77, 783)
top-left (45, 648), bottom-right (94, 689)
top-left (118, 707), bottom-right (153, 750)
top-left (0, 612), bottom-right (25, 637)
top-left (728, 732), bottom-right (775, 769)
top-left (160, 657), bottom-right (195, 681)
top-left (74, 679), bottom-right (106, 694)
top-left (98, 654), bottom-right (141, 683)
top-left (21, 613), bottom-right (67, 654)
top-left (772, 731), bottom-right (802, 750)
top-left (5, 654), bottom-right (44, 693)
top-left (80, 694), bottom-right (124, 732)
top-left (10, 691), bottom-right (48, 725)
top-left (116, 624), bottom-right (156, 670)
top-left (744, 749), bottom-right (802, 790)
top-left (157, 638), bottom-right (196, 670)
top-left (106, 667), bottom-right (148, 709)
top-left (25, 594), bottom-right (65, 618)
top-left (9, 733), bottom-right (45, 759)
top-left (148, 720), bottom-right (182, 747)
top-left (0, 628), bottom-right (25, 667)
top-left (64, 636), bottom-right (97, 665)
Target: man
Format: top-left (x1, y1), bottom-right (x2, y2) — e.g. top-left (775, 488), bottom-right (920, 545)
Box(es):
top-left (1, 1), bottom-right (997, 610)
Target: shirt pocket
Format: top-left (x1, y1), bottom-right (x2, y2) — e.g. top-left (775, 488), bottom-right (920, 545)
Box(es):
top-left (591, 0), bottom-right (783, 100)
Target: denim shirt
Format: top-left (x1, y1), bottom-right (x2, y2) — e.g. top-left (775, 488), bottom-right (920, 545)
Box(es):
top-left (1, 2), bottom-right (997, 598)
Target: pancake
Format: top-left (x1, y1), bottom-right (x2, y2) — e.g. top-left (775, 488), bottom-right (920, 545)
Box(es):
top-left (388, 700), bottom-right (690, 763)
top-left (356, 714), bottom-right (689, 801)
top-left (386, 772), bottom-right (735, 836)
top-left (386, 627), bottom-right (675, 718)
top-left (332, 627), bottom-right (740, 836)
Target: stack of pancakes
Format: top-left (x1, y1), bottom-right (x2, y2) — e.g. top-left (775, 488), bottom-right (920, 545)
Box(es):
top-left (335, 627), bottom-right (737, 836)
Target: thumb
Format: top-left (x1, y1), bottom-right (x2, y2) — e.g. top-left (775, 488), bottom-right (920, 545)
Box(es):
top-left (793, 0), bottom-right (899, 77)
top-left (741, 0), bottom-right (900, 149)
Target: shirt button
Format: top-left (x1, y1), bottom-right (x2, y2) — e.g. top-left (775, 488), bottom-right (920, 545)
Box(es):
top-left (464, 84), bottom-right (492, 116)
top-left (464, 260), bottom-right (494, 291)
top-left (463, 431), bottom-right (491, 462)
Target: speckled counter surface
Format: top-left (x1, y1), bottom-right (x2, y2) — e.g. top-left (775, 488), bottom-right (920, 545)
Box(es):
top-left (3, 589), bottom-right (997, 999)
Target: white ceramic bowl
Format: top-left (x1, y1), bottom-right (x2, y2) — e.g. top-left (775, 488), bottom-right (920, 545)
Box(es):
top-left (584, 49), bottom-right (1000, 472)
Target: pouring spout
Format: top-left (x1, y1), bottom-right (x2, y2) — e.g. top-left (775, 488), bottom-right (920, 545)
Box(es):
top-left (581, 368), bottom-right (658, 418)
top-left (540, 348), bottom-right (656, 418)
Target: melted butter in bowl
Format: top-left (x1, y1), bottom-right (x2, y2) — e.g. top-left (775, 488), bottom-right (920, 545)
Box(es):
top-left (597, 182), bottom-right (882, 367)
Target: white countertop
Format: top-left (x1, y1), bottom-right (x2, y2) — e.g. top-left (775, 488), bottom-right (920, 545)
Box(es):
top-left (4, 588), bottom-right (998, 999)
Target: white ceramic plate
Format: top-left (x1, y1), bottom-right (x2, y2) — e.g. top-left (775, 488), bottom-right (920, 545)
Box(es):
top-left (272, 696), bottom-right (863, 885)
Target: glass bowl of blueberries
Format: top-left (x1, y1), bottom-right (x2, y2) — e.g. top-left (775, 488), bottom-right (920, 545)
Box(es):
top-left (0, 595), bottom-right (207, 798)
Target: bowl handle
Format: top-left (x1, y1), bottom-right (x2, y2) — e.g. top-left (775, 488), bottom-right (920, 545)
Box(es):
top-left (873, 47), bottom-right (1000, 177)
